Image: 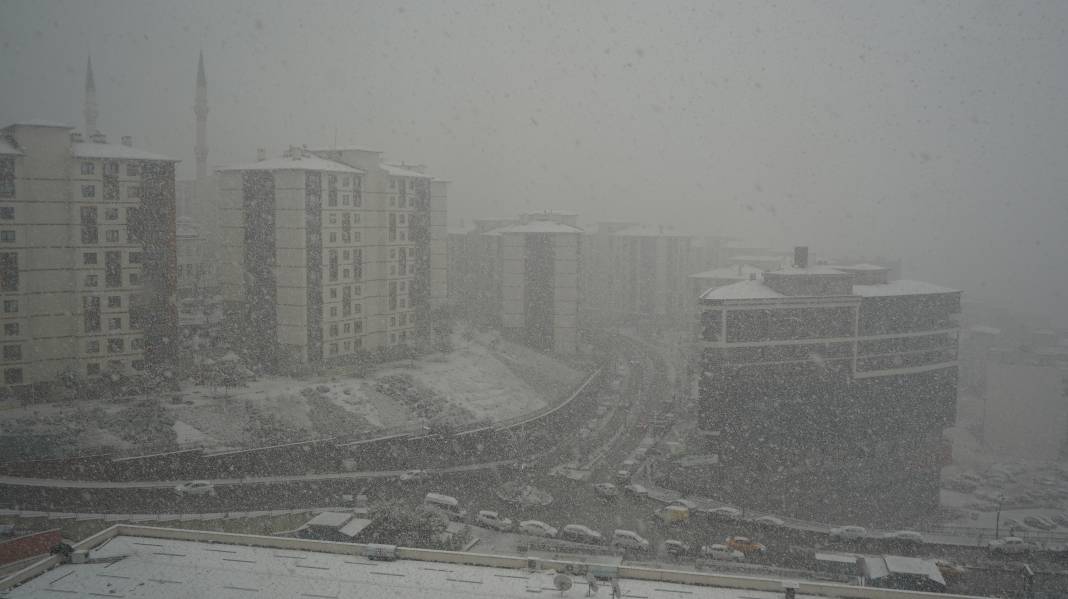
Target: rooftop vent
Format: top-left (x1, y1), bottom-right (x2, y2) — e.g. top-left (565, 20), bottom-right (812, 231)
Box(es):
top-left (69, 132), bottom-right (84, 143)
top-left (121, 136), bottom-right (132, 147)
top-left (89, 131), bottom-right (106, 144)
top-left (793, 246), bottom-right (808, 269)
top-left (256, 148), bottom-right (266, 161)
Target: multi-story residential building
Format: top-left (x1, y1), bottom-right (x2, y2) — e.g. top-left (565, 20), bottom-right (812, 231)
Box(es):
top-left (217, 146), bottom-right (446, 369)
top-left (692, 247), bottom-right (960, 523)
top-left (0, 122), bottom-right (178, 395)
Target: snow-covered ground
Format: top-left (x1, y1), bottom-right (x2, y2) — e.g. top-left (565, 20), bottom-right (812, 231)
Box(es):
top-left (0, 326), bottom-right (585, 458)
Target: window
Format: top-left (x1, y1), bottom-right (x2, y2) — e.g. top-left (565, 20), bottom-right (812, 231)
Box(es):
top-left (129, 273), bottom-right (140, 285)
top-left (354, 303), bottom-right (362, 314)
top-left (108, 317), bottom-right (122, 330)
top-left (329, 287), bottom-right (337, 299)
top-left (329, 232), bottom-right (336, 243)
top-left (390, 316), bottom-right (396, 327)
top-left (4, 368), bottom-right (22, 384)
top-left (353, 231), bottom-right (360, 243)
top-left (0, 231), bottom-right (11, 242)
top-left (84, 296), bottom-right (100, 332)
top-left (82, 184), bottom-right (96, 198)
top-left (344, 322), bottom-right (351, 334)
top-left (105, 251), bottom-right (122, 287)
top-left (131, 360), bottom-right (144, 371)
top-left (105, 230), bottom-right (119, 243)
top-left (85, 274), bottom-right (98, 287)
top-left (341, 231), bottom-right (350, 243)
top-left (389, 213), bottom-right (397, 241)
top-left (390, 178), bottom-right (396, 189)
top-left (342, 193), bottom-right (350, 206)
top-left (0, 252), bottom-right (16, 292)
top-left (354, 319), bottom-right (363, 334)
top-left (86, 363), bottom-right (100, 375)
top-left (81, 206), bottom-right (98, 244)
top-left (329, 324), bottom-right (338, 337)
top-left (107, 338), bottom-right (124, 353)
top-left (343, 268), bottom-right (350, 279)
top-left (329, 343), bottom-right (338, 355)
top-left (342, 286), bottom-right (351, 316)
top-left (3, 300), bottom-right (17, 313)
top-left (128, 252), bottom-right (141, 264)
top-left (3, 344), bottom-right (21, 360)
top-left (329, 306), bottom-right (337, 317)
top-left (83, 252), bottom-right (97, 265)
top-left (3, 323), bottom-right (17, 336)
top-left (127, 185), bottom-right (140, 199)
top-left (354, 285), bottom-right (361, 296)
top-left (87, 340), bottom-right (100, 353)
top-left (328, 249), bottom-right (338, 282)
top-left (0, 207), bottom-right (13, 220)
top-left (105, 162), bottom-right (119, 175)
top-left (399, 214), bottom-right (406, 225)
top-left (329, 214), bottom-right (337, 225)
top-left (126, 163), bottom-right (140, 177)
top-left (81, 162), bottom-right (95, 175)
top-left (389, 281), bottom-right (397, 310)
top-left (107, 296), bottom-right (121, 308)
top-left (131, 337), bottom-right (143, 350)
top-left (105, 208), bottom-right (119, 220)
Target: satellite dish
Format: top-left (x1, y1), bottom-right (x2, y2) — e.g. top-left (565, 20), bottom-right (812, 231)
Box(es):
top-left (553, 573), bottom-right (572, 593)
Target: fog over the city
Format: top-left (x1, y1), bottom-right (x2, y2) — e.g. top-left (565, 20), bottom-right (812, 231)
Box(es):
top-left (2, 0), bottom-right (1066, 322)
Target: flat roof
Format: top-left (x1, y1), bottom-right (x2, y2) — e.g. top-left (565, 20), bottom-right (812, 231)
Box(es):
top-left (72, 141), bottom-right (178, 162)
top-left (690, 264), bottom-right (764, 280)
top-left (380, 162), bottom-right (432, 178)
top-left (218, 154), bottom-right (362, 174)
top-left (700, 279), bottom-right (783, 300)
top-left (3, 533), bottom-right (825, 599)
top-left (701, 276), bottom-right (957, 301)
top-left (852, 280), bottom-right (959, 297)
top-left (3, 119), bottom-right (74, 129)
top-left (495, 222), bottom-right (584, 234)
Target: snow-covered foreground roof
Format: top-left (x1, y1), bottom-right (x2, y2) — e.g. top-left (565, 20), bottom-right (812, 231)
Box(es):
top-left (72, 141), bottom-right (178, 162)
top-left (5, 533), bottom-right (823, 599)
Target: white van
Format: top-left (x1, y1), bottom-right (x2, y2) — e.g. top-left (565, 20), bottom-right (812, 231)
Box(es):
top-left (611, 529), bottom-right (650, 552)
top-left (423, 493), bottom-right (466, 520)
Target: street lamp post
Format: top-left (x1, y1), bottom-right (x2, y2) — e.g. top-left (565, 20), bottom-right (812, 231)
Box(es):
top-left (994, 495), bottom-right (1004, 539)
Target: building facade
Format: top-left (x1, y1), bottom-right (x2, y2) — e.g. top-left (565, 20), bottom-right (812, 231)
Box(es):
top-left (217, 146), bottom-right (446, 368)
top-left (692, 249), bottom-right (960, 523)
top-left (0, 122), bottom-right (178, 395)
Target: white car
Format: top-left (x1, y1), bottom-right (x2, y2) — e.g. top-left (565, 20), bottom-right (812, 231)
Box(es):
top-left (399, 469), bottom-right (430, 482)
top-left (174, 480), bottom-right (215, 496)
top-left (829, 525), bottom-right (867, 541)
top-left (753, 515), bottom-right (785, 527)
top-left (476, 510), bottom-right (514, 531)
top-left (611, 529), bottom-right (650, 552)
top-left (702, 506), bottom-right (741, 520)
top-left (623, 483), bottom-right (649, 498)
top-left (670, 498), bottom-right (698, 510)
top-left (593, 483), bottom-right (619, 499)
top-left (519, 520), bottom-right (558, 538)
top-left (988, 536), bottom-right (1037, 554)
top-left (561, 524), bottom-right (604, 545)
top-left (701, 543), bottom-right (744, 561)
top-left (883, 530), bottom-right (924, 544)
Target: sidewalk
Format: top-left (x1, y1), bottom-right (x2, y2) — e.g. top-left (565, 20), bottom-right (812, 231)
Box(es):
top-left (0, 506), bottom-right (344, 522)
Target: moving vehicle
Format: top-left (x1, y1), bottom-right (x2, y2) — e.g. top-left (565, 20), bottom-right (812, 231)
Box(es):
top-left (611, 529), bottom-right (650, 552)
top-left (663, 539), bottom-right (690, 557)
top-left (593, 483), bottom-right (619, 499)
top-left (829, 525), bottom-right (867, 541)
top-left (623, 483), bottom-right (648, 498)
top-left (561, 524), bottom-right (604, 545)
top-left (518, 520), bottom-right (558, 538)
top-left (725, 536), bottom-right (766, 556)
top-left (423, 493), bottom-right (466, 521)
top-left (399, 469), bottom-right (430, 482)
top-left (654, 505), bottom-right (689, 525)
top-left (174, 480), bottom-right (215, 496)
top-left (988, 536), bottom-right (1037, 554)
top-left (883, 530), bottom-right (924, 544)
top-left (476, 510), bottom-right (514, 531)
top-left (700, 543), bottom-right (744, 561)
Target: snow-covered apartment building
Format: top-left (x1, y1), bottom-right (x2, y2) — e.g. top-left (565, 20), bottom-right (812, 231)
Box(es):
top-left (692, 247), bottom-right (960, 523)
top-left (216, 146), bottom-right (447, 368)
top-left (0, 122), bottom-right (178, 395)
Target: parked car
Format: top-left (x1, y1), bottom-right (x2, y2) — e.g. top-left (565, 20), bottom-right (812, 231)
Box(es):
top-left (664, 539), bottom-right (690, 557)
top-left (654, 505), bottom-right (690, 525)
top-left (476, 510), bottom-right (514, 531)
top-left (593, 483), bottom-right (619, 499)
top-left (1001, 518), bottom-right (1026, 531)
top-left (753, 515), bottom-right (785, 527)
top-left (700, 506), bottom-right (741, 521)
top-left (399, 469), bottom-right (430, 482)
top-left (423, 493), bottom-right (467, 521)
top-left (611, 529), bottom-right (650, 552)
top-left (700, 543), bottom-right (745, 561)
top-left (518, 520), bottom-right (558, 538)
top-left (614, 470), bottom-right (631, 484)
top-left (561, 524), bottom-right (604, 545)
top-left (883, 530), bottom-right (924, 544)
top-left (1023, 516), bottom-right (1055, 531)
top-left (829, 525), bottom-right (867, 541)
top-left (725, 536), bottom-right (766, 556)
top-left (623, 483), bottom-right (648, 498)
top-left (670, 499), bottom-right (698, 510)
top-left (936, 560), bottom-right (966, 581)
top-left (1051, 513), bottom-right (1068, 528)
top-left (175, 480), bottom-right (215, 496)
top-left (988, 536), bottom-right (1037, 554)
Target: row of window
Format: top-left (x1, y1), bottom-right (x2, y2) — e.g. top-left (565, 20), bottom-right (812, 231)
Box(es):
top-left (80, 184), bottom-right (141, 199)
top-left (84, 359), bottom-right (144, 376)
top-left (85, 336), bottom-right (143, 354)
top-left (84, 272), bottom-right (141, 288)
top-left (326, 320), bottom-right (364, 338)
top-left (80, 161), bottom-right (140, 177)
top-left (326, 338), bottom-right (363, 356)
top-left (84, 251), bottom-right (141, 265)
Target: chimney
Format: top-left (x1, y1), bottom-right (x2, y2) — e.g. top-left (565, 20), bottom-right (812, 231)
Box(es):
top-left (121, 136), bottom-right (132, 147)
top-left (793, 246), bottom-right (808, 269)
top-left (256, 148), bottom-right (267, 161)
top-left (749, 273), bottom-right (757, 281)
top-left (89, 131), bottom-right (106, 144)
top-left (70, 132), bottom-right (84, 143)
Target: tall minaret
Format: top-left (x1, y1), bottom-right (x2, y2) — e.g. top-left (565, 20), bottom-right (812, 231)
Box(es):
top-left (194, 51), bottom-right (209, 181)
top-left (84, 55), bottom-right (98, 134)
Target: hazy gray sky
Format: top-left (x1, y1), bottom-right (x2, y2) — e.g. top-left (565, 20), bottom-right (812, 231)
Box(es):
top-left (2, 0), bottom-right (1066, 322)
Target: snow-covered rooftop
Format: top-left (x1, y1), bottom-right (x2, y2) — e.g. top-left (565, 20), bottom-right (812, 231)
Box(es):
top-left (218, 154), bottom-right (361, 174)
top-left (611, 224), bottom-right (690, 237)
top-left (308, 145), bottom-right (381, 153)
top-left (381, 162), bottom-right (432, 178)
top-left (700, 279), bottom-right (783, 300)
top-left (72, 141), bottom-right (178, 162)
top-left (690, 264), bottom-right (764, 280)
top-left (729, 254), bottom-right (786, 262)
top-left (5, 533), bottom-right (823, 599)
top-left (3, 119), bottom-right (74, 129)
top-left (495, 222), bottom-right (584, 234)
top-left (0, 137), bottom-right (22, 155)
top-left (852, 279), bottom-right (959, 297)
top-left (835, 263), bottom-right (889, 271)
top-left (766, 266), bottom-right (848, 276)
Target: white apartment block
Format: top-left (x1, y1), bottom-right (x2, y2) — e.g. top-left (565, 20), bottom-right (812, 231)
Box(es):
top-left (217, 146), bottom-right (447, 368)
top-left (0, 122), bottom-right (178, 395)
